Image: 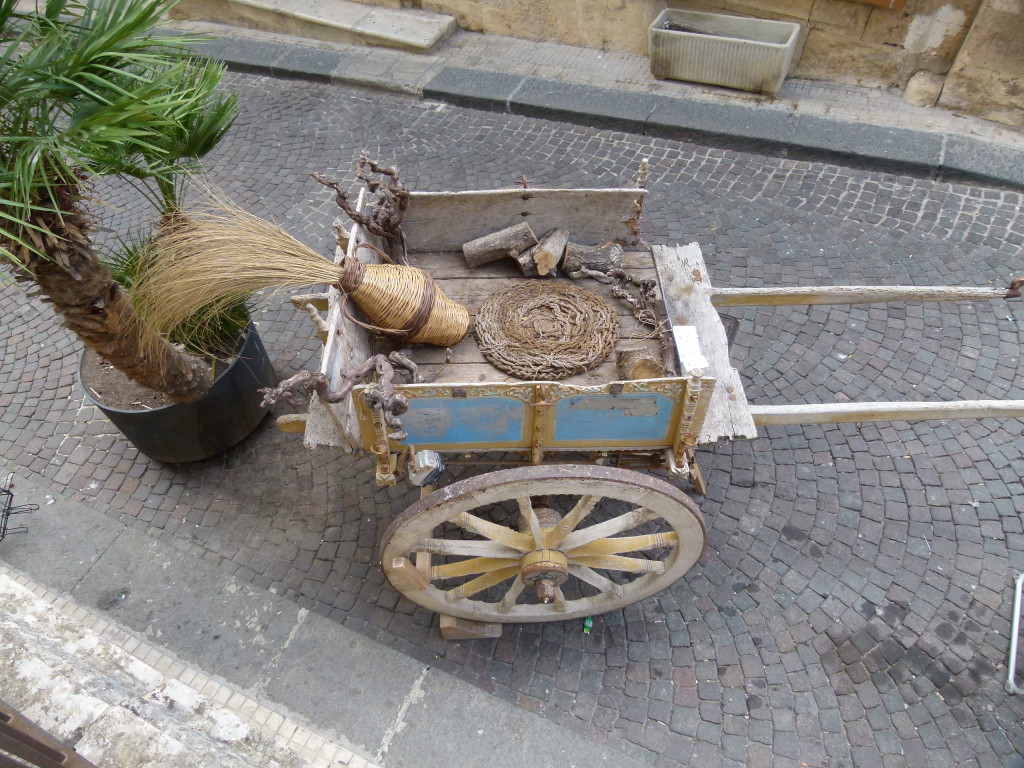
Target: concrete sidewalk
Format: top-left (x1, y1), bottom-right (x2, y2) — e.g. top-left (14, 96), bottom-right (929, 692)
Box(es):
top-left (0, 467), bottom-right (649, 768)
top-left (171, 20), bottom-right (1024, 188)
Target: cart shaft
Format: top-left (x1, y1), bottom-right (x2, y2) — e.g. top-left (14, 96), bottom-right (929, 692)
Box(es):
top-left (711, 284), bottom-right (1019, 307)
top-left (751, 399), bottom-right (1024, 426)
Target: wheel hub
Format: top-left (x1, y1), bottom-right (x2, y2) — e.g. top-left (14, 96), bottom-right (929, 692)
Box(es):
top-left (516, 504), bottom-right (571, 603)
top-left (519, 549), bottom-right (569, 604)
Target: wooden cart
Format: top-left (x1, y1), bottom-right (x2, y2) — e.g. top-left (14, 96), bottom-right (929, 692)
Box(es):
top-left (280, 180), bottom-right (1024, 638)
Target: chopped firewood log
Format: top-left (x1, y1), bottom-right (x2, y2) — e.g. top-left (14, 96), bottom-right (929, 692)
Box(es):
top-left (517, 228), bottom-right (568, 277)
top-left (515, 248), bottom-right (539, 277)
top-left (617, 341), bottom-right (666, 379)
top-left (533, 228), bottom-right (568, 276)
top-left (463, 222), bottom-right (538, 268)
top-left (563, 242), bottom-right (624, 282)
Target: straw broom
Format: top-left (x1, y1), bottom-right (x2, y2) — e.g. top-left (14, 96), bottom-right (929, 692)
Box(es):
top-left (132, 193), bottom-right (469, 364)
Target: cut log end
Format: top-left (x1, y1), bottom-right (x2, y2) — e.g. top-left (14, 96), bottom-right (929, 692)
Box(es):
top-left (463, 222), bottom-right (538, 268)
top-left (564, 242), bottom-right (623, 277)
top-left (532, 228), bottom-right (569, 276)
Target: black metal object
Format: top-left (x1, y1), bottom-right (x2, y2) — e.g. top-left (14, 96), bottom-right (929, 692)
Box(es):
top-left (719, 312), bottom-right (740, 347)
top-left (80, 323), bottom-right (277, 464)
top-left (0, 701), bottom-right (97, 768)
top-left (0, 474), bottom-right (35, 543)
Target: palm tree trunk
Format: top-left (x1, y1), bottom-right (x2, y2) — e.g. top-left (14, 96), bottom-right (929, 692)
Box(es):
top-left (17, 205), bottom-right (212, 403)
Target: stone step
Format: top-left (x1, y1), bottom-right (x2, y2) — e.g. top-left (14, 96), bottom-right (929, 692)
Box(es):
top-left (170, 0), bottom-right (456, 52)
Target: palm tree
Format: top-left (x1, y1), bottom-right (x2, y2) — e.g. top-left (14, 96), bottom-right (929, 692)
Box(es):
top-left (0, 0), bottom-right (237, 401)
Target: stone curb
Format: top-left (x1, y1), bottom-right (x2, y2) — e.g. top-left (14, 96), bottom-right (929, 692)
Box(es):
top-left (423, 67), bottom-right (1024, 189)
top-left (178, 29), bottom-right (1024, 189)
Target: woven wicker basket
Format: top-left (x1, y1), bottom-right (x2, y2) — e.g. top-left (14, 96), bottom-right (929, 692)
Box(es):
top-left (339, 258), bottom-right (469, 347)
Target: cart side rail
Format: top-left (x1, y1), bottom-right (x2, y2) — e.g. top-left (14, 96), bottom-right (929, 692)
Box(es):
top-left (351, 376), bottom-right (711, 463)
top-left (402, 188), bottom-right (647, 252)
top-left (302, 193), bottom-right (379, 451)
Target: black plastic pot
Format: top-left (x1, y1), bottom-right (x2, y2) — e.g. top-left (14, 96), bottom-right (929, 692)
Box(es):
top-left (80, 323), bottom-right (277, 463)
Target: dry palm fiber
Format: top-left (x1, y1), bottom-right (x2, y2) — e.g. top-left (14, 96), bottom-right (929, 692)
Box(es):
top-left (475, 282), bottom-right (619, 380)
top-left (133, 193), bottom-right (469, 353)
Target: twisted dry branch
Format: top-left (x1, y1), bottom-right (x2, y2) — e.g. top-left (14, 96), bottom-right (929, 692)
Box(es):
top-left (259, 352), bottom-right (420, 441)
top-left (312, 152), bottom-right (410, 264)
top-left (606, 269), bottom-right (658, 328)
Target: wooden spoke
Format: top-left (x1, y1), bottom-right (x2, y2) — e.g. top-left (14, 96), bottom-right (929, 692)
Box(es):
top-left (559, 507), bottom-right (658, 550)
top-left (517, 496), bottom-right (545, 547)
top-left (548, 495), bottom-right (601, 544)
top-left (414, 551), bottom-right (431, 581)
top-left (568, 564), bottom-right (625, 598)
top-left (416, 538), bottom-right (522, 559)
top-left (445, 567), bottom-right (520, 601)
top-left (497, 576), bottom-right (526, 614)
top-left (454, 512), bottom-right (532, 552)
top-left (432, 556), bottom-right (521, 580)
top-left (552, 585), bottom-right (567, 613)
top-left (571, 554), bottom-right (667, 574)
top-left (382, 465), bottom-right (705, 623)
top-left (566, 532), bottom-right (678, 558)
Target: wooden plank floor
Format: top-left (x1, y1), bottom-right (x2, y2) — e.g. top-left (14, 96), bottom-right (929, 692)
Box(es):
top-left (375, 250), bottom-right (668, 386)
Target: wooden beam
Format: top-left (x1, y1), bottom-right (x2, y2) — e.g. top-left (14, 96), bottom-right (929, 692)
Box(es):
top-left (711, 284), bottom-right (1016, 307)
top-left (751, 400), bottom-right (1024, 426)
top-left (439, 614), bottom-right (503, 640)
top-left (653, 243), bottom-right (756, 443)
top-left (274, 414), bottom-right (307, 433)
top-left (402, 188), bottom-right (647, 251)
top-left (388, 557), bottom-right (431, 592)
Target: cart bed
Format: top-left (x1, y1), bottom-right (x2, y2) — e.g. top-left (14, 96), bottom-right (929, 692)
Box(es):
top-left (383, 248), bottom-right (662, 387)
top-left (299, 186), bottom-right (755, 458)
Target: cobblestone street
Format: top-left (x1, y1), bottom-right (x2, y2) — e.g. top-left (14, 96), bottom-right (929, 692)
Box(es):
top-left (3, 73), bottom-right (1024, 767)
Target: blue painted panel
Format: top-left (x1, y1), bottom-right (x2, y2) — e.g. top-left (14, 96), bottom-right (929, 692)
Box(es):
top-left (402, 396), bottom-right (527, 446)
top-left (553, 394), bottom-right (673, 443)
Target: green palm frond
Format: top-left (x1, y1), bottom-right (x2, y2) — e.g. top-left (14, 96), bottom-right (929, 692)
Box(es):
top-left (1, 0), bottom-right (238, 268)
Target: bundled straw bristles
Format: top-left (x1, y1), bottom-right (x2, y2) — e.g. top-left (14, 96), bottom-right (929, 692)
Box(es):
top-left (133, 191), bottom-right (469, 357)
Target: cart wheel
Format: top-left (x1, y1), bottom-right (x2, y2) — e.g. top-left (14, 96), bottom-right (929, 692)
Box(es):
top-left (381, 464), bottom-right (706, 623)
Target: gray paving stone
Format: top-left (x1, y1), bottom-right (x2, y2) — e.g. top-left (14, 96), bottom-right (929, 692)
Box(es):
top-left (3, 70), bottom-right (1024, 768)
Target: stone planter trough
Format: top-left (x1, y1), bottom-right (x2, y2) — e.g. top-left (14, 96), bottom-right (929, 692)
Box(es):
top-left (649, 9), bottom-right (800, 96)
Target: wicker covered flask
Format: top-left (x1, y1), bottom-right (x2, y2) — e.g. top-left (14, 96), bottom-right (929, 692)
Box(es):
top-left (338, 257), bottom-right (470, 347)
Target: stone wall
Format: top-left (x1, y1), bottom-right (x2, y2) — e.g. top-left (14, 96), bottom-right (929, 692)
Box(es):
top-left (415, 0), bottom-right (663, 52)
top-left (938, 0), bottom-right (1024, 128)
top-left (190, 0), bottom-right (1023, 127)
top-left (401, 0), bottom-right (1022, 126)
top-left (747, 0), bottom-right (982, 87)
top-left (406, 0), bottom-right (979, 86)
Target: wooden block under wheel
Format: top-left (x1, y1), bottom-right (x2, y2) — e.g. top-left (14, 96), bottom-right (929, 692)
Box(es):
top-left (439, 614), bottom-right (503, 640)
